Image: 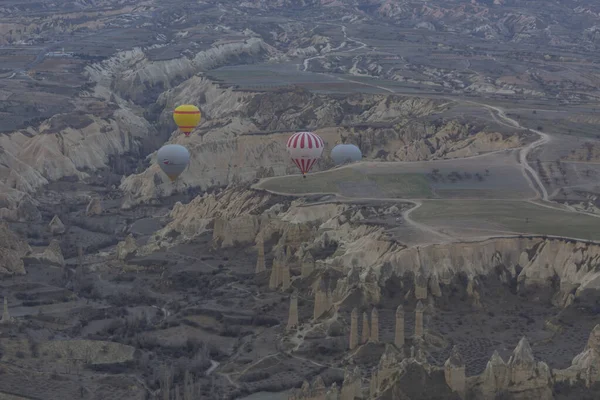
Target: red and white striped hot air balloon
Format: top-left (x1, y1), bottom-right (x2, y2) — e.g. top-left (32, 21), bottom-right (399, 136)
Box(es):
top-left (286, 131), bottom-right (324, 178)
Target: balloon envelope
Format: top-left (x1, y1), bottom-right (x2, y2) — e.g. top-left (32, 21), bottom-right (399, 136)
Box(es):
top-left (286, 131), bottom-right (324, 176)
top-left (157, 144), bottom-right (190, 182)
top-left (173, 105), bottom-right (201, 136)
top-left (331, 144), bottom-right (362, 165)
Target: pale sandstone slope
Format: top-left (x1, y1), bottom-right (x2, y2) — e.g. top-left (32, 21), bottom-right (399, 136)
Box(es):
top-left (120, 79), bottom-right (525, 205)
top-left (0, 38), bottom-right (277, 218)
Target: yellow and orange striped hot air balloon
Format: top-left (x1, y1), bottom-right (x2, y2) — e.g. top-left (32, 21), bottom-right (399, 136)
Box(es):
top-left (173, 104), bottom-right (201, 136)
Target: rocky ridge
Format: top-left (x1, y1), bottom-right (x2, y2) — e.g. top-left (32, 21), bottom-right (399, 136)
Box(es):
top-left (119, 77), bottom-right (525, 205)
top-left (289, 324), bottom-right (600, 399)
top-left (136, 187), bottom-right (600, 308)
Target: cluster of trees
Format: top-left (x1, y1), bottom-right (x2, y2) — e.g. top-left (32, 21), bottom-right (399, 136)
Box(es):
top-left (428, 168), bottom-right (490, 183)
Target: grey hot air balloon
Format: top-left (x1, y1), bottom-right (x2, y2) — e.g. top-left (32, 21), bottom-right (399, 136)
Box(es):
top-left (330, 144), bottom-right (362, 166)
top-left (157, 144), bottom-right (190, 182)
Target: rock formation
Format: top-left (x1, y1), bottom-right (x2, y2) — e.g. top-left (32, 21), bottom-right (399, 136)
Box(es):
top-left (119, 75), bottom-right (524, 206)
top-left (269, 247), bottom-right (285, 290)
top-left (116, 234), bottom-right (138, 261)
top-left (470, 337), bottom-right (552, 399)
top-left (287, 292), bottom-right (299, 331)
top-left (213, 215), bottom-right (260, 248)
top-left (86, 197), bottom-right (102, 216)
top-left (349, 308), bottom-right (359, 350)
top-left (48, 215), bottom-right (66, 235)
top-left (415, 301), bottom-right (424, 339)
top-left (313, 279), bottom-right (331, 320)
top-left (27, 239), bottom-right (65, 268)
top-left (147, 188), bottom-right (600, 311)
top-left (556, 324), bottom-right (600, 387)
top-left (370, 307), bottom-right (379, 343)
top-left (255, 236), bottom-right (266, 274)
top-left (339, 367), bottom-right (362, 400)
top-left (281, 262), bottom-right (291, 291)
top-left (361, 311), bottom-right (370, 344)
top-left (0, 222), bottom-right (30, 275)
top-left (0, 297), bottom-right (13, 324)
top-left (479, 351), bottom-right (508, 396)
top-left (288, 379), bottom-right (340, 400)
top-left (444, 346), bottom-right (466, 398)
top-left (395, 305), bottom-right (404, 348)
top-left (415, 270), bottom-right (428, 300)
top-left (301, 251), bottom-right (315, 278)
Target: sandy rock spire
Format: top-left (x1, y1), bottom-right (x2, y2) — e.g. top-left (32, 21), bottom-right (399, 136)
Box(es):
top-left (313, 279), bottom-right (329, 320)
top-left (86, 197), bottom-right (102, 216)
top-left (269, 247), bottom-right (283, 289)
top-left (395, 305), bottom-right (405, 347)
top-left (349, 308), bottom-right (359, 350)
top-left (48, 215), bottom-right (65, 235)
top-left (415, 300), bottom-right (424, 338)
top-left (301, 251), bottom-right (314, 278)
top-left (444, 346), bottom-right (466, 397)
top-left (370, 307), bottom-right (379, 343)
top-left (281, 262), bottom-right (291, 291)
top-left (361, 311), bottom-right (370, 344)
top-left (415, 271), bottom-right (428, 300)
top-left (255, 236), bottom-right (266, 274)
top-left (287, 292), bottom-right (299, 331)
top-left (0, 297), bottom-right (12, 324)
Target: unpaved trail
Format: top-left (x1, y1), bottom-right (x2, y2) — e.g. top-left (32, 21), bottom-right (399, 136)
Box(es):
top-left (302, 24), bottom-right (367, 72)
top-left (468, 101), bottom-right (551, 201)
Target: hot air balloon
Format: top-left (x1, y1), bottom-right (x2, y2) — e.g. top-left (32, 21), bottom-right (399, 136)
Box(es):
top-left (157, 144), bottom-right (190, 182)
top-left (330, 144), bottom-right (362, 166)
top-left (286, 131), bottom-right (324, 178)
top-left (173, 105), bottom-right (201, 136)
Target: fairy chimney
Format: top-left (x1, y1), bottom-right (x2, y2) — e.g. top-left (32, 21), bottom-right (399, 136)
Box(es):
top-left (370, 368), bottom-right (378, 397)
top-left (281, 262), bottom-right (291, 291)
top-left (349, 308), bottom-right (359, 350)
top-left (370, 307), bottom-right (379, 343)
top-left (415, 301), bottom-right (424, 338)
top-left (48, 215), bottom-right (65, 235)
top-left (444, 346), bottom-right (466, 397)
top-left (86, 197), bottom-right (102, 216)
top-left (326, 383), bottom-right (339, 400)
top-left (287, 292), bottom-right (299, 331)
top-left (1, 297), bottom-right (12, 324)
top-left (340, 367), bottom-right (362, 400)
top-left (361, 311), bottom-right (370, 344)
top-left (301, 252), bottom-right (315, 278)
top-left (255, 237), bottom-right (266, 274)
top-left (313, 279), bottom-right (329, 320)
top-left (482, 350), bottom-right (508, 393)
top-left (415, 271), bottom-right (428, 300)
top-left (395, 305), bottom-right (405, 347)
top-left (269, 248), bottom-right (282, 289)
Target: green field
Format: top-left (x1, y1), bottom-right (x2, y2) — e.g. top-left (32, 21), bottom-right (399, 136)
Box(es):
top-left (257, 168), bottom-right (433, 198)
top-left (366, 173), bottom-right (433, 197)
top-left (412, 200), bottom-right (600, 240)
top-left (258, 168), bottom-right (365, 195)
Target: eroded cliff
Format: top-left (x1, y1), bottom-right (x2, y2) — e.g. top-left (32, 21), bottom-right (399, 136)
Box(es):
top-left (142, 187), bottom-right (600, 308)
top-left (120, 79), bottom-right (525, 205)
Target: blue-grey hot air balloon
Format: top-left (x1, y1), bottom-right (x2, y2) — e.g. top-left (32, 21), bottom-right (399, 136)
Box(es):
top-left (157, 144), bottom-right (190, 182)
top-left (330, 144), bottom-right (362, 166)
